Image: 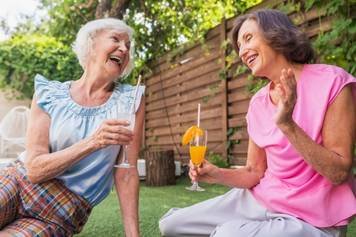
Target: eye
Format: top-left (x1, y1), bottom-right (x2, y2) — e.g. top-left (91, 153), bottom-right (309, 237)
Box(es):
top-left (111, 36), bottom-right (119, 42)
top-left (246, 34), bottom-right (252, 42)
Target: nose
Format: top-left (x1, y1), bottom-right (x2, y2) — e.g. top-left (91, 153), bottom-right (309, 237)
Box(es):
top-left (238, 44), bottom-right (247, 60)
top-left (118, 41), bottom-right (128, 53)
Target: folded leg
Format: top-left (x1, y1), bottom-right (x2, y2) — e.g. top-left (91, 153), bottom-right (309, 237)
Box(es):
top-left (0, 167), bottom-right (20, 229)
top-left (212, 212), bottom-right (343, 237)
top-left (159, 188), bottom-right (267, 237)
top-left (0, 217), bottom-right (67, 237)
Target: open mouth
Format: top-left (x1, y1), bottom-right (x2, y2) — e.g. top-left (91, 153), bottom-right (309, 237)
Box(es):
top-left (246, 54), bottom-right (258, 66)
top-left (109, 55), bottom-right (123, 66)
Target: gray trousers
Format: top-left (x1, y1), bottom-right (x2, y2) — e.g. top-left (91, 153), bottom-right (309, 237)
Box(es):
top-left (159, 189), bottom-right (346, 237)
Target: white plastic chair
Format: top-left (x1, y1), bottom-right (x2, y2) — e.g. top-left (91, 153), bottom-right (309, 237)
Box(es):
top-left (0, 106), bottom-right (30, 157)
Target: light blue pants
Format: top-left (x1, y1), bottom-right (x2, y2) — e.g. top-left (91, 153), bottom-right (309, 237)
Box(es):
top-left (159, 188), bottom-right (346, 237)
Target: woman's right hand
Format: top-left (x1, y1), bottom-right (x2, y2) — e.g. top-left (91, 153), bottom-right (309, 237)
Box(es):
top-left (189, 159), bottom-right (220, 184)
top-left (91, 119), bottom-right (134, 149)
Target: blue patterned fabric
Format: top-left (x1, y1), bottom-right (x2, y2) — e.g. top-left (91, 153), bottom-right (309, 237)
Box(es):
top-left (20, 74), bottom-right (145, 206)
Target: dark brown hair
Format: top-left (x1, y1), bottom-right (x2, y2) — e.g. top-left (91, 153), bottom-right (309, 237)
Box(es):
top-left (231, 9), bottom-right (315, 64)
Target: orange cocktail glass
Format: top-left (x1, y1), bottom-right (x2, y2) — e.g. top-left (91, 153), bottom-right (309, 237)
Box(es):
top-left (186, 130), bottom-right (207, 192)
top-left (190, 145), bottom-right (207, 167)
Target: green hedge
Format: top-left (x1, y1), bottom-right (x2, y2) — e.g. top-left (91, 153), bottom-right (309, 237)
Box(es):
top-left (0, 34), bottom-right (82, 99)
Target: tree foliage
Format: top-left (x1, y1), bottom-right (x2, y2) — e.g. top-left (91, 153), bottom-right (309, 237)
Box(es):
top-left (0, 34), bottom-right (82, 98)
top-left (125, 0), bottom-right (260, 62)
top-left (38, 0), bottom-right (260, 60)
top-left (309, 0), bottom-right (356, 75)
top-left (39, 0), bottom-right (97, 45)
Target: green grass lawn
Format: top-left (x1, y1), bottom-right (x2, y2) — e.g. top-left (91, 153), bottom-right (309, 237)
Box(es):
top-left (75, 177), bottom-right (356, 237)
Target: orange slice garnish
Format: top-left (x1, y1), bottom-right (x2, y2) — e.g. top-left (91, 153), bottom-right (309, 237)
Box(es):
top-left (182, 125), bottom-right (203, 145)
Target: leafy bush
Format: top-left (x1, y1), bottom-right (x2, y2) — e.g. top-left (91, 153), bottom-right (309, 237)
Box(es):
top-left (207, 153), bottom-right (229, 168)
top-left (306, 0), bottom-right (355, 75)
top-left (0, 34), bottom-right (82, 99)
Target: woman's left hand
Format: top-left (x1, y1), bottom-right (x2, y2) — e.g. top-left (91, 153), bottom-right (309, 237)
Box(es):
top-left (274, 68), bottom-right (297, 127)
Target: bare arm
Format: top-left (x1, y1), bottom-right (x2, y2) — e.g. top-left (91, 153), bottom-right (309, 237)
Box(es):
top-left (275, 69), bottom-right (355, 185)
top-left (192, 138), bottom-right (267, 189)
top-left (25, 97), bottom-right (133, 184)
top-left (279, 86), bottom-right (355, 185)
top-left (114, 100), bottom-right (144, 237)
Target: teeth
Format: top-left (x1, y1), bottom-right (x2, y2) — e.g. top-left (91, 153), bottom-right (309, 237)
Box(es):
top-left (109, 55), bottom-right (122, 65)
top-left (247, 55), bottom-right (257, 65)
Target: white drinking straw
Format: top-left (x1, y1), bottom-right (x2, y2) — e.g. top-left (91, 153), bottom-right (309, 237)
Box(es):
top-left (196, 103), bottom-right (201, 145)
top-left (197, 103), bottom-right (201, 127)
top-left (130, 75), bottom-right (142, 113)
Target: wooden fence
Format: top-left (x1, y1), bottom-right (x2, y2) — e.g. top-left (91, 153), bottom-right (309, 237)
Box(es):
top-left (143, 0), bottom-right (332, 165)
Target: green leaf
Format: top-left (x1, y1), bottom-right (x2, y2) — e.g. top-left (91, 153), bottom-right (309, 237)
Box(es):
top-left (226, 128), bottom-right (235, 137)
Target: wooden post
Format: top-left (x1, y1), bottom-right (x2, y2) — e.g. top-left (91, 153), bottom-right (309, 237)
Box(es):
top-left (220, 18), bottom-right (228, 160)
top-left (145, 150), bottom-right (176, 186)
top-left (142, 85), bottom-right (146, 152)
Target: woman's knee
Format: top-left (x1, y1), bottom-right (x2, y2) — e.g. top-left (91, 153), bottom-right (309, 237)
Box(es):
top-left (1, 218), bottom-right (68, 237)
top-left (0, 171), bottom-right (19, 229)
top-left (159, 208), bottom-right (181, 236)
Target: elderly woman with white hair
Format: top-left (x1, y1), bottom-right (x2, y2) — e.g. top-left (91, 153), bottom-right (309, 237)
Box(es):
top-left (0, 18), bottom-right (144, 237)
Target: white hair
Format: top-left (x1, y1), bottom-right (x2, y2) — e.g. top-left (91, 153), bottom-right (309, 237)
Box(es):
top-left (72, 18), bottom-right (135, 79)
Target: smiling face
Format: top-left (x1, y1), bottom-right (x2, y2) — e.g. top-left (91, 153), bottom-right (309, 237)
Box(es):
top-left (87, 29), bottom-right (131, 81)
top-left (236, 19), bottom-right (283, 78)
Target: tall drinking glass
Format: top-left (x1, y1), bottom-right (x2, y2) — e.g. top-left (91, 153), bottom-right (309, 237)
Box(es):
top-left (115, 76), bottom-right (142, 169)
top-left (186, 130), bottom-right (207, 191)
top-left (114, 110), bottom-right (135, 168)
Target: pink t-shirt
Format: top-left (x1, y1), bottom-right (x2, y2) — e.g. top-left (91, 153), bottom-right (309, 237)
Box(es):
top-left (246, 64), bottom-right (356, 227)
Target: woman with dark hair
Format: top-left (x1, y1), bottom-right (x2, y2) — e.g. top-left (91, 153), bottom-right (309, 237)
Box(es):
top-left (159, 9), bottom-right (355, 237)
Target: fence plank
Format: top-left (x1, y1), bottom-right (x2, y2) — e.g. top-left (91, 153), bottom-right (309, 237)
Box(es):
top-left (146, 106), bottom-right (223, 128)
top-left (147, 49), bottom-right (220, 86)
top-left (147, 58), bottom-right (222, 94)
top-left (146, 71), bottom-right (220, 103)
top-left (228, 89), bottom-right (252, 103)
top-left (220, 18), bottom-right (228, 159)
top-left (146, 85), bottom-right (222, 112)
top-left (146, 94), bottom-right (223, 119)
top-left (146, 120), bottom-right (222, 137)
top-left (150, 35), bottom-right (221, 76)
top-left (146, 130), bottom-right (223, 146)
top-left (228, 74), bottom-right (250, 90)
top-left (228, 99), bottom-right (250, 116)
